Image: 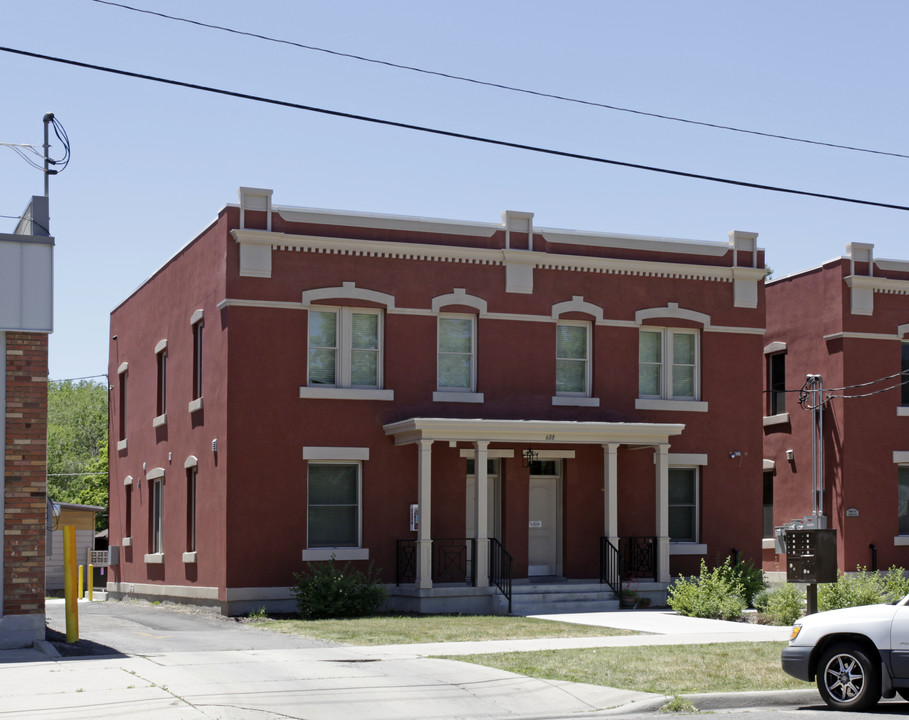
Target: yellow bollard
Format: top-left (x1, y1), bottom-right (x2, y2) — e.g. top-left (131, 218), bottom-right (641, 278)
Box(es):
top-left (78, 565), bottom-right (84, 599)
top-left (88, 563), bottom-right (94, 601)
top-left (63, 526), bottom-right (79, 643)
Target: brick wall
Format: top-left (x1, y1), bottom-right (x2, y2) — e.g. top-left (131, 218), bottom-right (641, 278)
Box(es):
top-left (4, 332), bottom-right (48, 616)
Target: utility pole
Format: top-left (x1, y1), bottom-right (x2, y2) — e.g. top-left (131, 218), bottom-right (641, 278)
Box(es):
top-left (805, 374), bottom-right (826, 527)
top-left (43, 112), bottom-right (55, 198)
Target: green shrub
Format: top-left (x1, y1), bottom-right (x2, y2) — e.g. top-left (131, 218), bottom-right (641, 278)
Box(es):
top-left (717, 557), bottom-right (766, 608)
top-left (816, 566), bottom-right (909, 611)
top-left (667, 558), bottom-right (747, 621)
top-left (291, 559), bottom-right (388, 619)
top-left (754, 583), bottom-right (805, 626)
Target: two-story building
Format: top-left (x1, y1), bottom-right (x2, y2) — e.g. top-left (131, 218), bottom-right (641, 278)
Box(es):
top-left (107, 187), bottom-right (766, 614)
top-left (1, 196), bottom-right (53, 648)
top-left (763, 243), bottom-right (909, 578)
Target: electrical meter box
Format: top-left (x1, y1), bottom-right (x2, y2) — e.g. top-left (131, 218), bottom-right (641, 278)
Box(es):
top-left (786, 529), bottom-right (837, 584)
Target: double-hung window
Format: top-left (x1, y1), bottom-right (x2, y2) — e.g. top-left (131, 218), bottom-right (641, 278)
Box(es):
top-left (307, 463), bottom-right (361, 549)
top-left (145, 467), bottom-right (165, 562)
top-left (308, 307), bottom-right (382, 389)
top-left (639, 328), bottom-right (699, 401)
top-left (899, 467), bottom-right (909, 536)
top-left (768, 353), bottom-right (786, 415)
top-left (668, 467), bottom-right (698, 543)
top-left (437, 314), bottom-right (476, 392)
top-left (555, 321), bottom-right (591, 396)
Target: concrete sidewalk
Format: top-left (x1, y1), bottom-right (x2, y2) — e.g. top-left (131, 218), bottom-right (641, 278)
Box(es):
top-left (0, 609), bottom-right (808, 719)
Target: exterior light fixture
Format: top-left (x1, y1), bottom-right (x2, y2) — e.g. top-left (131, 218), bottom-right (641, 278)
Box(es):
top-left (522, 448), bottom-right (538, 468)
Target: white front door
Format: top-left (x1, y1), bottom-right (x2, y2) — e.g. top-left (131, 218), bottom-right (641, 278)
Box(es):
top-left (528, 463), bottom-right (561, 576)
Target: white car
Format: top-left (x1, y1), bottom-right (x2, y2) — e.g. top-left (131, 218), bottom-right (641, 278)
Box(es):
top-left (782, 596), bottom-right (909, 711)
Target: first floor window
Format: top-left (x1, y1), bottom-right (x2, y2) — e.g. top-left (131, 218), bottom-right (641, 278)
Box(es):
top-left (763, 471), bottom-right (774, 538)
top-left (308, 463), bottom-right (360, 548)
top-left (186, 467), bottom-right (197, 552)
top-left (308, 307), bottom-right (381, 388)
top-left (669, 467), bottom-right (698, 543)
top-left (555, 321), bottom-right (590, 396)
top-left (118, 369), bottom-right (128, 440)
top-left (639, 328), bottom-right (699, 400)
top-left (899, 467), bottom-right (909, 535)
top-left (437, 314), bottom-right (475, 391)
top-left (150, 478), bottom-right (163, 554)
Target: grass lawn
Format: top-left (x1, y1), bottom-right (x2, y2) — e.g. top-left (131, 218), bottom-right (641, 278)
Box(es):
top-left (446, 642), bottom-right (812, 695)
top-left (252, 614), bottom-right (635, 645)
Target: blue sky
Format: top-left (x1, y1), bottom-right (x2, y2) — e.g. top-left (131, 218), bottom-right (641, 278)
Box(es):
top-left (3, 1), bottom-right (908, 381)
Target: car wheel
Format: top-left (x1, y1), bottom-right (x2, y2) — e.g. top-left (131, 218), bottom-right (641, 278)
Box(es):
top-left (817, 643), bottom-right (881, 711)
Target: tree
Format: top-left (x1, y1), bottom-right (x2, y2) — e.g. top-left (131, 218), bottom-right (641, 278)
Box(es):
top-left (47, 379), bottom-right (109, 530)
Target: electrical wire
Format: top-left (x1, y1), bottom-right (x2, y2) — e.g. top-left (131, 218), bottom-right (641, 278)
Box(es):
top-left (48, 114), bottom-right (71, 170)
top-left (797, 371), bottom-right (909, 409)
top-left (4, 45), bottom-right (909, 213)
top-left (91, 0), bottom-right (909, 161)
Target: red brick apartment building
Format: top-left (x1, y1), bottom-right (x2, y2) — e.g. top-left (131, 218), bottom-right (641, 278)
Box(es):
top-left (763, 244), bottom-right (909, 578)
top-left (107, 188), bottom-right (767, 614)
top-left (1, 196), bottom-right (53, 648)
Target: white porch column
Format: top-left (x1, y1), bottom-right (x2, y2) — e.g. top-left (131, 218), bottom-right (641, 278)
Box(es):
top-left (654, 444), bottom-right (671, 583)
top-left (416, 439), bottom-right (433, 589)
top-left (473, 440), bottom-right (490, 587)
top-left (602, 443), bottom-right (619, 546)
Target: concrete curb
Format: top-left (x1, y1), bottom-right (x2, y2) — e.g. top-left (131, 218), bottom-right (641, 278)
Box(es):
top-left (607, 688), bottom-right (821, 715)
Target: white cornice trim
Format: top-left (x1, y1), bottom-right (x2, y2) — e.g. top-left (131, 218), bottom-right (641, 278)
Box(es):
top-left (275, 207), bottom-right (499, 237)
top-left (845, 275), bottom-right (909, 296)
top-left (540, 229), bottom-right (733, 257)
top-left (231, 230), bottom-right (761, 284)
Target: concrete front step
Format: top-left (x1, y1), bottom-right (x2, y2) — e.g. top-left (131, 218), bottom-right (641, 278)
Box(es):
top-left (509, 581), bottom-right (620, 615)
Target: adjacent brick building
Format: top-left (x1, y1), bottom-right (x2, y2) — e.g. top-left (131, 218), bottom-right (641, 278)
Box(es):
top-left (1, 196), bottom-right (53, 648)
top-left (108, 187), bottom-right (767, 614)
top-left (763, 243), bottom-right (909, 577)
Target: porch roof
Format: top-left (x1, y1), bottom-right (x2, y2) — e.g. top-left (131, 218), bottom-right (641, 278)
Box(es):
top-left (383, 417), bottom-right (685, 447)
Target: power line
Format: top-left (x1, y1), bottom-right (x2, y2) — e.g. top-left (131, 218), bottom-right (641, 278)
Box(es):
top-left (4, 44), bottom-right (909, 213)
top-left (92, 0), bottom-right (909, 161)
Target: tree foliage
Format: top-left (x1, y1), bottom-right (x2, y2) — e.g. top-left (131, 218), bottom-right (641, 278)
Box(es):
top-left (47, 380), bottom-right (109, 529)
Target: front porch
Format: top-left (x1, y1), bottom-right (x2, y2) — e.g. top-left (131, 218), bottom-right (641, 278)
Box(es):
top-left (388, 533), bottom-right (668, 614)
top-left (383, 417), bottom-right (686, 614)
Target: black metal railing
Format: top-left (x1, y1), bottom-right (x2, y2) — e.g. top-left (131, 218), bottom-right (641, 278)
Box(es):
top-left (621, 536), bottom-right (657, 580)
top-left (599, 537), bottom-right (621, 594)
top-left (489, 538), bottom-right (513, 613)
top-left (395, 538), bottom-right (476, 585)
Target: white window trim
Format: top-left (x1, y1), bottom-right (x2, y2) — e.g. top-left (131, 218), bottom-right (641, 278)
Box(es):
top-left (436, 313), bottom-right (477, 393)
top-left (763, 412), bottom-right (790, 426)
top-left (307, 306), bottom-right (385, 391)
top-left (144, 553), bottom-right (164, 564)
top-left (668, 466), bottom-right (700, 545)
top-left (433, 391), bottom-right (485, 403)
top-left (182, 552), bottom-right (198, 564)
top-left (638, 327), bottom-right (702, 405)
top-left (306, 460), bottom-right (365, 555)
top-left (554, 319), bottom-right (593, 400)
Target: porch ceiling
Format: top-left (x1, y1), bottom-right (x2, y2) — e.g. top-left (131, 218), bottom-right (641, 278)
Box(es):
top-left (383, 417), bottom-right (685, 447)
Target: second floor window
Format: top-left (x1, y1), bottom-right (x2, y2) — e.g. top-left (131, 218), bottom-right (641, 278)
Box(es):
top-left (192, 320), bottom-right (203, 400)
top-left (555, 321), bottom-right (590, 396)
top-left (437, 315), bottom-right (475, 391)
top-left (902, 342), bottom-right (909, 406)
top-left (308, 307), bottom-right (382, 388)
top-left (639, 328), bottom-right (699, 400)
top-left (156, 348), bottom-right (167, 417)
top-left (768, 352), bottom-right (786, 415)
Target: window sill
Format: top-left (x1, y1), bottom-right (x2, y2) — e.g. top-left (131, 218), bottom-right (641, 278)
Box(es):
top-left (552, 396), bottom-right (600, 407)
top-left (636, 399), bottom-right (708, 413)
top-left (433, 391), bottom-right (484, 403)
top-left (299, 387), bottom-right (394, 401)
top-left (144, 553), bottom-right (164, 564)
top-left (895, 536), bottom-right (909, 547)
top-left (301, 547), bottom-right (369, 561)
top-left (121, 537), bottom-right (132, 547)
top-left (153, 413), bottom-right (167, 428)
top-left (898, 407), bottom-right (909, 417)
top-left (188, 397), bottom-right (203, 414)
top-left (182, 551), bottom-right (197, 564)
top-left (117, 438), bottom-right (128, 451)
top-left (762, 538), bottom-right (776, 550)
top-left (669, 543), bottom-right (707, 555)
top-left (762, 413), bottom-right (790, 427)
